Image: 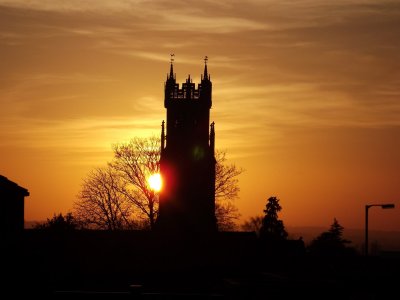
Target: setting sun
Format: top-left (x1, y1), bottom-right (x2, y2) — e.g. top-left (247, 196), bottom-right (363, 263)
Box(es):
top-left (148, 173), bottom-right (162, 192)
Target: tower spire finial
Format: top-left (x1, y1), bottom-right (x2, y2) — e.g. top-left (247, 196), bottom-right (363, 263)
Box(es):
top-left (169, 53), bottom-right (175, 79)
top-left (203, 55), bottom-right (208, 79)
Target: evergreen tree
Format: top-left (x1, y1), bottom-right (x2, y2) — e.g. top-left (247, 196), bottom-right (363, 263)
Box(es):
top-left (259, 196), bottom-right (288, 241)
top-left (308, 218), bottom-right (355, 256)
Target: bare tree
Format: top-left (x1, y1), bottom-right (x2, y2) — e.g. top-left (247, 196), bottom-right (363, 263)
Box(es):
top-left (215, 150), bottom-right (242, 201)
top-left (241, 216), bottom-right (263, 236)
top-left (74, 166), bottom-right (135, 230)
top-left (34, 212), bottom-right (79, 231)
top-left (75, 137), bottom-right (243, 231)
top-left (215, 150), bottom-right (243, 230)
top-left (110, 136), bottom-right (160, 229)
top-left (215, 202), bottom-right (240, 231)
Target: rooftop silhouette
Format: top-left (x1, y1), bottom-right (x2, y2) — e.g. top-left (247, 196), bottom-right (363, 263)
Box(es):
top-left (0, 175), bottom-right (29, 237)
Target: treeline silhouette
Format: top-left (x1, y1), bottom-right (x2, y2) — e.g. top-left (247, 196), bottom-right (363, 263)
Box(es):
top-left (3, 196), bottom-right (399, 298)
top-left (37, 196), bottom-right (356, 257)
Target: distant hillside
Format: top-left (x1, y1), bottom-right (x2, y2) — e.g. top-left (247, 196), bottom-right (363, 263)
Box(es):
top-left (25, 221), bottom-right (400, 252)
top-left (25, 220), bottom-right (41, 229)
top-left (287, 226), bottom-right (400, 252)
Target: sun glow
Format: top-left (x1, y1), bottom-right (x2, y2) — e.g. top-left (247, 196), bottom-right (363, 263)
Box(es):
top-left (148, 173), bottom-right (162, 192)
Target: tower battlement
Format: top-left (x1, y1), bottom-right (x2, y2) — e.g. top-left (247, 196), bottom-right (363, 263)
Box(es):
top-left (164, 58), bottom-right (212, 108)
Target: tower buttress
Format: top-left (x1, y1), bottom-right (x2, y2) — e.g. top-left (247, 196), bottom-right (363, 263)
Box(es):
top-left (210, 121), bottom-right (215, 157)
top-left (161, 120), bottom-right (165, 153)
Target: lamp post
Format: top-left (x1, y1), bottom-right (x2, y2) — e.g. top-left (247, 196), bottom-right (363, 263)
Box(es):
top-left (365, 203), bottom-right (395, 256)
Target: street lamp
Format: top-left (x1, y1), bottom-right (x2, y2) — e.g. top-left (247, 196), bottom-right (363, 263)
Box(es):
top-left (365, 203), bottom-right (395, 256)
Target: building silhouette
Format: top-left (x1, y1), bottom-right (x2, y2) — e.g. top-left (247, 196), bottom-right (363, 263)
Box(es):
top-left (157, 57), bottom-right (217, 233)
top-left (0, 175), bottom-right (29, 237)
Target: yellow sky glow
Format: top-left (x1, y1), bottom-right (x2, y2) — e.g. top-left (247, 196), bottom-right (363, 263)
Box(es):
top-left (1, 0), bottom-right (399, 232)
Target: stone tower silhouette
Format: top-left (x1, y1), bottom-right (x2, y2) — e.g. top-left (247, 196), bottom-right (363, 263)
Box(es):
top-left (157, 57), bottom-right (217, 233)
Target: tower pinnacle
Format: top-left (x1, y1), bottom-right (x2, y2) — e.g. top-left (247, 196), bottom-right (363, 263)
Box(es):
top-left (203, 56), bottom-right (208, 79)
top-left (169, 53), bottom-right (175, 79)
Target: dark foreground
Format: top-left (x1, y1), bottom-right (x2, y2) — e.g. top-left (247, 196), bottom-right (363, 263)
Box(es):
top-left (2, 230), bottom-right (399, 299)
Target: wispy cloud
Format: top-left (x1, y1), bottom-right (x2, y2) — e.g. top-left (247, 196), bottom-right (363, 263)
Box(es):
top-left (2, 0), bottom-right (400, 132)
top-left (0, 0), bottom-right (145, 12)
top-left (0, 116), bottom-right (160, 152)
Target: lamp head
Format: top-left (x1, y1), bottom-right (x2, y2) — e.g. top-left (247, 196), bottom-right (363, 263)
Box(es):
top-left (381, 204), bottom-right (395, 209)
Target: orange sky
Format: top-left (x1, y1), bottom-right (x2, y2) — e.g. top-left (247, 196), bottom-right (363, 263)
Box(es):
top-left (1, 0), bottom-right (399, 232)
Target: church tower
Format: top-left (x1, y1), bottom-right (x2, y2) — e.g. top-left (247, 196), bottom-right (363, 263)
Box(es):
top-left (157, 56), bottom-right (217, 233)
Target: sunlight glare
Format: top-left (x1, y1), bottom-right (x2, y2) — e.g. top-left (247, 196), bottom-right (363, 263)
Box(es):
top-left (148, 173), bottom-right (162, 192)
